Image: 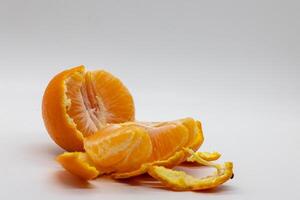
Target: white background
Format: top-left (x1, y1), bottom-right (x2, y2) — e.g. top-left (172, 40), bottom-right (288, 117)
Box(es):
top-left (0, 0), bottom-right (299, 199)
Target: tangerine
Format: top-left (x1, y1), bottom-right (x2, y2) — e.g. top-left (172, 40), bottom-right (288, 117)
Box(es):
top-left (42, 66), bottom-right (135, 151)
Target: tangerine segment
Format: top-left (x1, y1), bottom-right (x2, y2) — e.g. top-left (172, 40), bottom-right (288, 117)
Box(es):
top-left (42, 66), bottom-right (135, 151)
top-left (84, 126), bottom-right (153, 174)
top-left (189, 121), bottom-right (204, 151)
top-left (180, 118), bottom-right (202, 149)
top-left (92, 118), bottom-right (203, 178)
top-left (56, 152), bottom-right (100, 180)
top-left (133, 118), bottom-right (203, 162)
top-left (90, 71), bottom-right (135, 124)
top-left (144, 121), bottom-right (190, 161)
top-left (145, 119), bottom-right (204, 167)
top-left (56, 118), bottom-right (204, 179)
top-left (112, 128), bottom-right (204, 180)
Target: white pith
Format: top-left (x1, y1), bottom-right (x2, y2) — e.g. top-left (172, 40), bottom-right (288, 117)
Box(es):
top-left (64, 71), bottom-right (109, 137)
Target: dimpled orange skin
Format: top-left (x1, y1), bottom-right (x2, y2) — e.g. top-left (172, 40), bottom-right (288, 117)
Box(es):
top-left (42, 66), bottom-right (85, 151)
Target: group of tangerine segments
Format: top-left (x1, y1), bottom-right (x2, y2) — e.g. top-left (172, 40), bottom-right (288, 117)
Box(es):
top-left (42, 66), bottom-right (234, 191)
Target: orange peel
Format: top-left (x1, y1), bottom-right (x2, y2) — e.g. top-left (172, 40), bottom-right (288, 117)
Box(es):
top-left (147, 148), bottom-right (233, 191)
top-left (56, 152), bottom-right (100, 180)
top-left (188, 151), bottom-right (221, 162)
top-left (148, 162), bottom-right (233, 191)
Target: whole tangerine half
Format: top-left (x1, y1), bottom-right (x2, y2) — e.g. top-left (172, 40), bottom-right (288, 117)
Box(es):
top-left (42, 66), bottom-right (135, 151)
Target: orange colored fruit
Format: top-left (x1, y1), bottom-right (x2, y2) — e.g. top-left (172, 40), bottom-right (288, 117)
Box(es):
top-left (57, 118), bottom-right (203, 175)
top-left (44, 66), bottom-right (234, 190)
top-left (42, 66), bottom-right (135, 151)
top-left (56, 118), bottom-right (233, 191)
top-left (84, 125), bottom-right (153, 173)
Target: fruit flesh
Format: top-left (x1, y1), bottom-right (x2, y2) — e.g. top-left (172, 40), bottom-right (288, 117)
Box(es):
top-left (58, 118), bottom-right (203, 176)
top-left (84, 118), bottom-right (202, 172)
top-left (65, 70), bottom-right (135, 137)
top-left (119, 118), bottom-right (203, 163)
top-left (84, 125), bottom-right (153, 173)
top-left (112, 125), bottom-right (206, 180)
top-left (138, 122), bottom-right (189, 161)
top-left (111, 120), bottom-right (205, 179)
top-left (56, 119), bottom-right (234, 190)
top-left (42, 66), bottom-right (135, 151)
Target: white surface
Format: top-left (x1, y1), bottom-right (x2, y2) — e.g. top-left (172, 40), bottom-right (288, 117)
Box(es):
top-left (0, 0), bottom-right (299, 199)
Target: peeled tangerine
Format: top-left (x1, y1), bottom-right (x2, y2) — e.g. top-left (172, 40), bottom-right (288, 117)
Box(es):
top-left (43, 66), bottom-right (234, 191)
top-left (56, 118), bottom-right (234, 191)
top-left (42, 66), bottom-right (135, 151)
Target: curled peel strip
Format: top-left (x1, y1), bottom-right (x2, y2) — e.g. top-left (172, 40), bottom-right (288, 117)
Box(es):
top-left (188, 151), bottom-right (221, 162)
top-left (147, 148), bottom-right (233, 191)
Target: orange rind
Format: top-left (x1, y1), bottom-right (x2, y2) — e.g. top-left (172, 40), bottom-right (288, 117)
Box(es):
top-left (146, 148), bottom-right (233, 191)
top-left (188, 151), bottom-right (221, 162)
top-left (147, 162), bottom-right (233, 191)
top-left (56, 152), bottom-right (100, 180)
